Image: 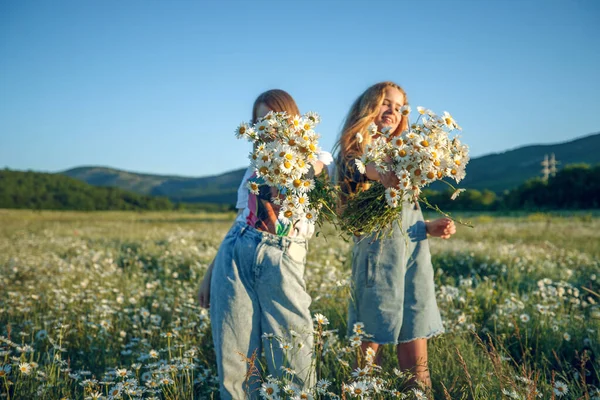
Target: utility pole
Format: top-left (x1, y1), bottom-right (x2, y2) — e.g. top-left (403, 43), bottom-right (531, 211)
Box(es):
top-left (541, 153), bottom-right (560, 181)
top-left (541, 154), bottom-right (550, 181)
top-left (549, 153), bottom-right (558, 177)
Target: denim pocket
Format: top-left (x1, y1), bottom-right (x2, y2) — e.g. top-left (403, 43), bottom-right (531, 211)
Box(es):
top-left (257, 241), bottom-right (282, 267)
top-left (283, 242), bottom-right (307, 266)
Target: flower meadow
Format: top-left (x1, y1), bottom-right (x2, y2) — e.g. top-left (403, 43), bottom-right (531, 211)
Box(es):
top-left (1, 210), bottom-right (599, 399)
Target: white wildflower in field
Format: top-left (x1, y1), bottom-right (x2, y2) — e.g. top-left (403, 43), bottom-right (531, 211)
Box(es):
top-left (19, 362), bottom-right (32, 375)
top-left (316, 378), bottom-right (331, 393)
top-left (412, 388), bottom-right (427, 399)
top-left (351, 366), bottom-right (370, 379)
top-left (352, 322), bottom-right (365, 335)
top-left (115, 368), bottom-right (128, 378)
top-left (260, 381), bottom-right (279, 399)
top-left (347, 381), bottom-right (369, 397)
top-left (313, 313), bottom-right (329, 326)
top-left (553, 380), bottom-right (568, 396)
top-left (0, 211), bottom-right (599, 398)
top-left (280, 366), bottom-right (295, 375)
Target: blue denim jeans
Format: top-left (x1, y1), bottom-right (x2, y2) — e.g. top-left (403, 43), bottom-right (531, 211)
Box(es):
top-left (210, 222), bottom-right (314, 399)
top-left (348, 203), bottom-right (444, 344)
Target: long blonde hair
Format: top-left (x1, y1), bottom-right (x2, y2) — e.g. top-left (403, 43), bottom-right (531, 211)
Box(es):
top-left (333, 81), bottom-right (409, 205)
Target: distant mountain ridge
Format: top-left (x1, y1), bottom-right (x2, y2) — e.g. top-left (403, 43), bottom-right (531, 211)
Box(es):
top-left (450, 132), bottom-right (600, 193)
top-left (64, 166), bottom-right (246, 204)
top-left (62, 132), bottom-right (600, 203)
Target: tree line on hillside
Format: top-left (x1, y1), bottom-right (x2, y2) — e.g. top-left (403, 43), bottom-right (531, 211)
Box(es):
top-left (1, 164), bottom-right (598, 212)
top-left (0, 169), bottom-right (175, 211)
top-left (423, 164), bottom-right (600, 211)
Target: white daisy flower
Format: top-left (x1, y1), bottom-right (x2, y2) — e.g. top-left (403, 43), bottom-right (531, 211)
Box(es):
top-left (19, 362), bottom-right (32, 375)
top-left (304, 209), bottom-right (318, 225)
top-left (313, 313), bottom-right (329, 326)
top-left (385, 187), bottom-right (401, 207)
top-left (247, 180), bottom-right (260, 195)
top-left (553, 381), bottom-right (568, 397)
top-left (400, 104), bottom-right (411, 117)
top-left (260, 382), bottom-right (280, 399)
top-left (305, 111), bottom-right (320, 124)
top-left (351, 366), bottom-right (370, 378)
top-left (367, 123), bottom-right (378, 136)
top-left (355, 159), bottom-right (366, 174)
top-left (353, 322), bottom-right (365, 335)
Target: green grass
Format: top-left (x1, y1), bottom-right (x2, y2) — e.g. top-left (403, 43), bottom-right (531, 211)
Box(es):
top-left (1, 210), bottom-right (598, 399)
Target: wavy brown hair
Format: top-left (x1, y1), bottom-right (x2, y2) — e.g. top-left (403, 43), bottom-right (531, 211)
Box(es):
top-left (251, 89), bottom-right (301, 123)
top-left (333, 81), bottom-right (409, 206)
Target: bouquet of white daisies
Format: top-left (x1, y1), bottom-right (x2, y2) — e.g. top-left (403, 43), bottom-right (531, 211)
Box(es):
top-left (235, 111), bottom-right (336, 229)
top-left (341, 106), bottom-right (470, 237)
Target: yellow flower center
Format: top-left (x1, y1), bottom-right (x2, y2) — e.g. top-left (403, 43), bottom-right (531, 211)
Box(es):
top-left (420, 140), bottom-right (429, 147)
top-left (427, 171), bottom-right (435, 179)
top-left (455, 159), bottom-right (461, 166)
top-left (451, 169), bottom-right (457, 175)
top-left (399, 149), bottom-right (407, 157)
top-left (284, 210), bottom-right (293, 218)
top-left (285, 153), bottom-right (293, 161)
top-left (284, 161), bottom-right (292, 169)
top-left (293, 179), bottom-right (302, 188)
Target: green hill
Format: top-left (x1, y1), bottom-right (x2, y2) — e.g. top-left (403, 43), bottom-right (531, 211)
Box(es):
top-left (0, 169), bottom-right (173, 210)
top-left (448, 132), bottom-right (600, 193)
top-left (62, 132), bottom-right (600, 204)
top-left (63, 166), bottom-right (246, 204)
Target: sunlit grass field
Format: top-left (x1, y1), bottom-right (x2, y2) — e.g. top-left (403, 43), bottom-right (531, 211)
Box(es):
top-left (1, 209), bottom-right (599, 399)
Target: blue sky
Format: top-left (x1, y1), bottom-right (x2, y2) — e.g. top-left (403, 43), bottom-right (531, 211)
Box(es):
top-left (1, 0), bottom-right (599, 177)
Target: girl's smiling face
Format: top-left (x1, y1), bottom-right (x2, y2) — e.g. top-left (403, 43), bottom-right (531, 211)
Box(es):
top-left (374, 86), bottom-right (405, 133)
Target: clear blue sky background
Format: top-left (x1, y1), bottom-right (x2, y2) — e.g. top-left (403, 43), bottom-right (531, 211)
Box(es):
top-left (1, 0), bottom-right (599, 177)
